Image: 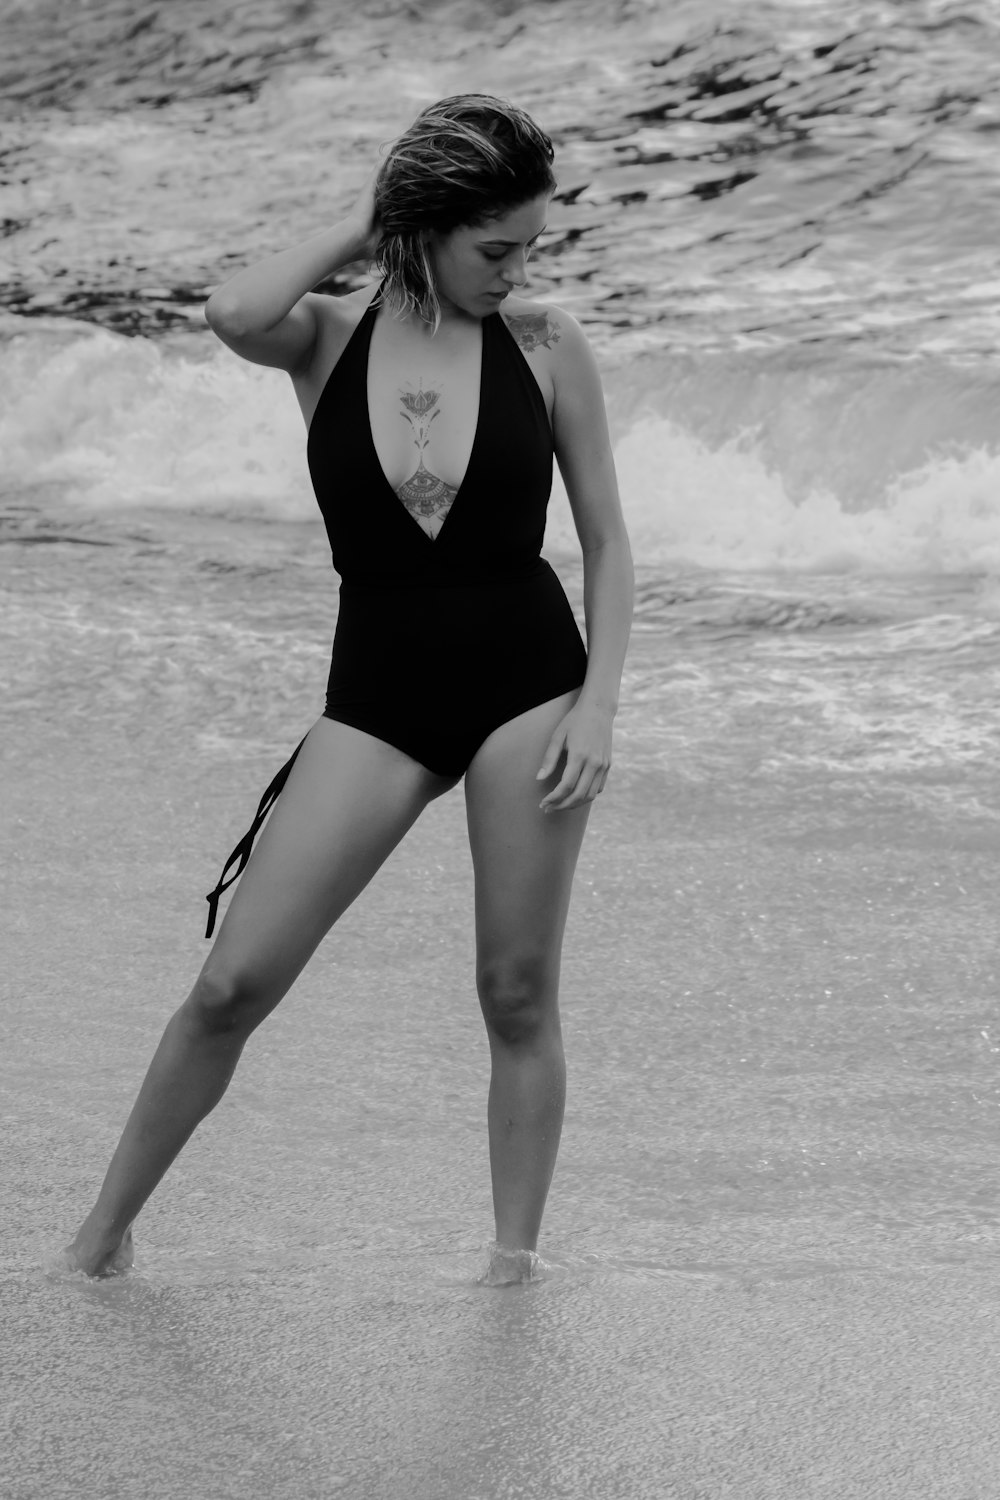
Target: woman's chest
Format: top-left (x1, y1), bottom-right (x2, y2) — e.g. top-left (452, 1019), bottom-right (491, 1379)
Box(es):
top-left (367, 327), bottom-right (483, 496)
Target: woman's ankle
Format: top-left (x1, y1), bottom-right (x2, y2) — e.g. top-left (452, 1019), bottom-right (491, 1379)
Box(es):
top-left (478, 1242), bottom-right (541, 1286)
top-left (64, 1220), bottom-right (134, 1277)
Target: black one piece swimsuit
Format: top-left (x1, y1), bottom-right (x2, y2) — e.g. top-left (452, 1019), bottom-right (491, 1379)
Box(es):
top-left (204, 295), bottom-right (587, 937)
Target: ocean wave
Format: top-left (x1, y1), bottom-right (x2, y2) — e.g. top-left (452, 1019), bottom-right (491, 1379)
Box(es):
top-left (4, 323), bottom-right (1000, 576)
top-left (1, 0), bottom-right (999, 357)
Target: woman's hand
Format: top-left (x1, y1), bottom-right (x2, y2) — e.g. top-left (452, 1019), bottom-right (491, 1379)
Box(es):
top-left (344, 163), bottom-right (383, 260)
top-left (536, 699), bottom-right (613, 812)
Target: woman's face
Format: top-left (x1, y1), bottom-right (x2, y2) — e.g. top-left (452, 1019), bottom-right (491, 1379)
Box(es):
top-left (426, 193), bottom-right (551, 319)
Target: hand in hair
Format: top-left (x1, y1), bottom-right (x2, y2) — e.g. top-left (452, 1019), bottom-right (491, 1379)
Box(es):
top-left (344, 164), bottom-right (382, 261)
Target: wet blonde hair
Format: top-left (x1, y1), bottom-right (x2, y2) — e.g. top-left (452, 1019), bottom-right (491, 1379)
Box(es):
top-left (374, 94), bottom-right (556, 330)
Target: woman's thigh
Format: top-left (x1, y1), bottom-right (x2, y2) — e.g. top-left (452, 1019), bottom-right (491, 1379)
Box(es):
top-left (203, 718), bottom-right (454, 1004)
top-left (464, 692), bottom-right (591, 971)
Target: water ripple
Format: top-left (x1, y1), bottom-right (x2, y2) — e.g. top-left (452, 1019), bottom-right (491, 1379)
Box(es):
top-left (1, 0), bottom-right (997, 359)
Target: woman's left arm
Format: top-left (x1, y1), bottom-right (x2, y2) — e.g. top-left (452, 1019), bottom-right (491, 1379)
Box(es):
top-left (537, 311), bottom-right (634, 812)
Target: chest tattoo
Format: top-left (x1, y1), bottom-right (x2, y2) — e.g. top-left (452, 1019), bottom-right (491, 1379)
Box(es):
top-left (395, 383), bottom-right (458, 539)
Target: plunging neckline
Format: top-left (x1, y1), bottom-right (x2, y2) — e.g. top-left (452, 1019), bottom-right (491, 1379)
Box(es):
top-left (363, 304), bottom-right (487, 545)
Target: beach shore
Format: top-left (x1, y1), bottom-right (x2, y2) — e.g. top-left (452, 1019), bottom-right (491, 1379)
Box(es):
top-left (5, 512), bottom-right (1000, 1495)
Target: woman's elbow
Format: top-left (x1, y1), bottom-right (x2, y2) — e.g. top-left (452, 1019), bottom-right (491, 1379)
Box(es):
top-left (580, 517), bottom-right (633, 561)
top-left (204, 289), bottom-right (249, 339)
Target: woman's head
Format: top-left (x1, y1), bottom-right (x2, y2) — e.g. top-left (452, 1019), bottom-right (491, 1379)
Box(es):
top-left (374, 94), bottom-right (556, 326)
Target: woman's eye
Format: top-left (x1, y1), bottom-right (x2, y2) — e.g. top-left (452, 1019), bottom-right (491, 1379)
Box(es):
top-left (482, 241), bottom-right (539, 264)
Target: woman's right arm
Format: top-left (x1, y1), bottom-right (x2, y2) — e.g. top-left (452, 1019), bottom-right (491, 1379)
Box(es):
top-left (204, 173), bottom-right (379, 374)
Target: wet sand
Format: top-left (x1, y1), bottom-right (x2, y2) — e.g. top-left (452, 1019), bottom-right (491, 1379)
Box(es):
top-left (5, 687), bottom-right (1000, 1496)
top-left (5, 1254), bottom-right (1000, 1498)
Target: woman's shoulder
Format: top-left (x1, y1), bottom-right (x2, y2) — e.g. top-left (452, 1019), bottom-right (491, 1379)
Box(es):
top-left (501, 296), bottom-right (608, 450)
top-left (499, 295), bottom-right (599, 393)
top-left (308, 281), bottom-right (379, 344)
top-left (500, 295), bottom-right (583, 354)
top-left (294, 282), bottom-right (379, 398)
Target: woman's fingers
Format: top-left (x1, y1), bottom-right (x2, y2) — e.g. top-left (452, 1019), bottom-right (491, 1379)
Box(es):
top-left (539, 766), bottom-right (578, 811)
top-left (345, 165), bottom-right (382, 253)
top-left (537, 708), bottom-right (612, 811)
top-left (539, 754), bottom-right (609, 812)
top-left (535, 727), bottom-right (567, 784)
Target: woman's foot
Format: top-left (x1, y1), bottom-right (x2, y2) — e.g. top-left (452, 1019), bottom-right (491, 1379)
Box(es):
top-left (478, 1243), bottom-right (542, 1287)
top-left (62, 1226), bottom-right (135, 1278)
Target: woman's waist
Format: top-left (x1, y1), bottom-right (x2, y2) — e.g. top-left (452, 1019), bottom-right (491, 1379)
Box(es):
top-left (328, 557), bottom-right (583, 680)
top-left (330, 558), bottom-right (580, 651)
top-left (336, 554), bottom-right (552, 594)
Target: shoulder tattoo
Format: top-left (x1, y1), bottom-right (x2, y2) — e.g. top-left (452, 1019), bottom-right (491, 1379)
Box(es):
top-left (504, 312), bottom-right (561, 354)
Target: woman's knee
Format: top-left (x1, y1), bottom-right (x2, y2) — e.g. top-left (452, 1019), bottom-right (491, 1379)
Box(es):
top-left (477, 954), bottom-right (559, 1046)
top-left (183, 964), bottom-right (272, 1037)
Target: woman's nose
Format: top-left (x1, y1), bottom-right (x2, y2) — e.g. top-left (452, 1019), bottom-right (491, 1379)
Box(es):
top-left (503, 252), bottom-right (529, 287)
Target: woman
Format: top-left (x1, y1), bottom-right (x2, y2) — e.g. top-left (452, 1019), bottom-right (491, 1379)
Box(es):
top-left (65, 95), bottom-right (633, 1284)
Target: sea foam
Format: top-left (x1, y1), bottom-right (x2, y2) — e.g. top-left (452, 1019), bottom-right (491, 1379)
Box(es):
top-left (5, 322), bottom-right (1000, 576)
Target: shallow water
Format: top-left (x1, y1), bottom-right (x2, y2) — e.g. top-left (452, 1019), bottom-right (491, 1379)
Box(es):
top-left (5, 506), bottom-right (1000, 1495)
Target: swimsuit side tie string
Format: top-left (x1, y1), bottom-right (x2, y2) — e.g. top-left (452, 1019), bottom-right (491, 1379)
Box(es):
top-left (204, 738), bottom-right (305, 939)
